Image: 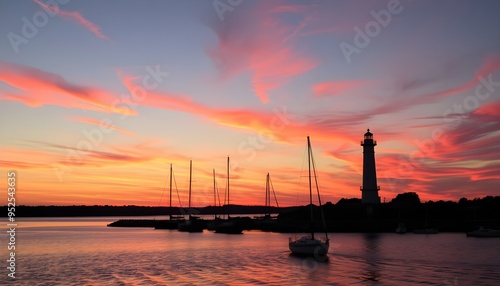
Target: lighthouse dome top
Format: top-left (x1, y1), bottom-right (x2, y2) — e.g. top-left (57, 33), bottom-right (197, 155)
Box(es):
top-left (364, 129), bottom-right (373, 140)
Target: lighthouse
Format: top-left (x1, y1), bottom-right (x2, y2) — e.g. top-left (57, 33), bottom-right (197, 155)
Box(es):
top-left (361, 129), bottom-right (380, 204)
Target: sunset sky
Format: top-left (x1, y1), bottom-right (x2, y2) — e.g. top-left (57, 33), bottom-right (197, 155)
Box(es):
top-left (1, 0), bottom-right (499, 207)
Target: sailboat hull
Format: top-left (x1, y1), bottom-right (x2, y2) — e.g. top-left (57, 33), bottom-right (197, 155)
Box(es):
top-left (178, 220), bottom-right (204, 232)
top-left (289, 236), bottom-right (329, 256)
top-left (215, 221), bottom-right (243, 234)
top-left (155, 220), bottom-right (182, 230)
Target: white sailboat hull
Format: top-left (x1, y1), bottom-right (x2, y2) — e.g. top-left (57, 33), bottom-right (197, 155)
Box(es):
top-left (289, 236), bottom-right (329, 256)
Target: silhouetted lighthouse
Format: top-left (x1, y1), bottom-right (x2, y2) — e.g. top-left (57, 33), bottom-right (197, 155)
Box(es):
top-left (361, 129), bottom-right (380, 204)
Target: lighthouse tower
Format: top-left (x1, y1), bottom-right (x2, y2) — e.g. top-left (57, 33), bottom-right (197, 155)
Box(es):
top-left (361, 129), bottom-right (380, 204)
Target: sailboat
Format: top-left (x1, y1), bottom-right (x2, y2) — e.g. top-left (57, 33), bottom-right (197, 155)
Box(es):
top-left (178, 160), bottom-right (204, 232)
top-left (155, 164), bottom-right (185, 229)
top-left (289, 136), bottom-right (329, 256)
top-left (466, 227), bottom-right (500, 237)
top-left (215, 157), bottom-right (244, 234)
top-left (262, 173), bottom-right (279, 219)
top-left (254, 173), bottom-right (279, 231)
top-left (207, 168), bottom-right (223, 231)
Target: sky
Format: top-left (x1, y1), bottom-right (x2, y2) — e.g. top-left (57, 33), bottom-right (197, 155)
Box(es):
top-left (1, 0), bottom-right (499, 207)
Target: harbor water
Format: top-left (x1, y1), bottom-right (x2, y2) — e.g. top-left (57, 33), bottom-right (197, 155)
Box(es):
top-left (1, 217), bottom-right (499, 285)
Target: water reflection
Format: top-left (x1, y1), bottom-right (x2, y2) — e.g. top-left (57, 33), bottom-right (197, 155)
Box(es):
top-left (5, 219), bottom-right (500, 285)
top-left (361, 233), bottom-right (381, 282)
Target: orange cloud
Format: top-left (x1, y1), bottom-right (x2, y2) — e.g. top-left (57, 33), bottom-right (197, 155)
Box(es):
top-left (0, 62), bottom-right (131, 115)
top-left (0, 160), bottom-right (45, 169)
top-left (34, 0), bottom-right (111, 40)
top-left (121, 73), bottom-right (359, 146)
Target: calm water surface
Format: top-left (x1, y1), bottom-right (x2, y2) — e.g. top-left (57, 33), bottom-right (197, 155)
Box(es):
top-left (1, 217), bottom-right (499, 285)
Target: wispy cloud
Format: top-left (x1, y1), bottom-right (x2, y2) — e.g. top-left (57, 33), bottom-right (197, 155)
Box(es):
top-left (205, 1), bottom-right (317, 103)
top-left (431, 57), bottom-right (500, 98)
top-left (375, 99), bottom-right (500, 201)
top-left (0, 62), bottom-right (130, 115)
top-left (473, 101), bottom-right (500, 117)
top-left (313, 80), bottom-right (369, 97)
top-left (71, 116), bottom-right (134, 136)
top-left (120, 73), bottom-right (359, 145)
top-left (357, 56), bottom-right (500, 121)
top-left (34, 0), bottom-right (111, 41)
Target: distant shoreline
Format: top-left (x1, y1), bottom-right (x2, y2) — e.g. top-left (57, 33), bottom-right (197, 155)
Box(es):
top-left (3, 195), bottom-right (499, 233)
top-left (0, 204), bottom-right (283, 217)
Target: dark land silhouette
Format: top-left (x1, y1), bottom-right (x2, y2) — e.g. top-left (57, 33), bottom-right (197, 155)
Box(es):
top-left (4, 193), bottom-right (500, 233)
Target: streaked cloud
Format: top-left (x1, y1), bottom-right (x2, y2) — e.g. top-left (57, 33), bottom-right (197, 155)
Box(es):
top-left (0, 62), bottom-right (131, 115)
top-left (71, 116), bottom-right (134, 136)
top-left (34, 0), bottom-right (111, 40)
top-left (313, 80), bottom-right (369, 97)
top-left (205, 1), bottom-right (317, 103)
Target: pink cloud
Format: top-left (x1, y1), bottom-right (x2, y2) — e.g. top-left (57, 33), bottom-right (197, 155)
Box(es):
top-left (431, 57), bottom-right (500, 98)
top-left (120, 73), bottom-right (358, 145)
top-left (375, 100), bottom-right (500, 202)
top-left (1, 62), bottom-right (359, 146)
top-left (206, 1), bottom-right (317, 103)
top-left (34, 0), bottom-right (111, 41)
top-left (473, 101), bottom-right (500, 117)
top-left (313, 80), bottom-right (369, 97)
top-left (351, 56), bottom-right (500, 122)
top-left (0, 62), bottom-right (131, 115)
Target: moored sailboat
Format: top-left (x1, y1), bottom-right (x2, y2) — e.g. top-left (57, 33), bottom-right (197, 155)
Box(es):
top-left (155, 164), bottom-right (185, 230)
top-left (289, 136), bottom-right (329, 256)
top-left (178, 160), bottom-right (204, 232)
top-left (215, 157), bottom-right (243, 234)
top-left (207, 168), bottom-right (223, 231)
top-left (254, 173), bottom-right (279, 231)
top-left (467, 227), bottom-right (500, 237)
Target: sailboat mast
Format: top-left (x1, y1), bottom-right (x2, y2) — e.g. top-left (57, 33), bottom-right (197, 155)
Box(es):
top-left (271, 176), bottom-right (280, 209)
top-left (188, 160), bottom-right (192, 214)
top-left (227, 156), bottom-right (230, 205)
top-left (169, 164), bottom-right (173, 209)
top-left (266, 173), bottom-right (270, 215)
top-left (309, 137), bottom-right (329, 240)
top-left (213, 169), bottom-right (216, 207)
top-left (266, 173), bottom-right (269, 208)
top-left (213, 168), bottom-right (217, 219)
top-left (307, 136), bottom-right (314, 240)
